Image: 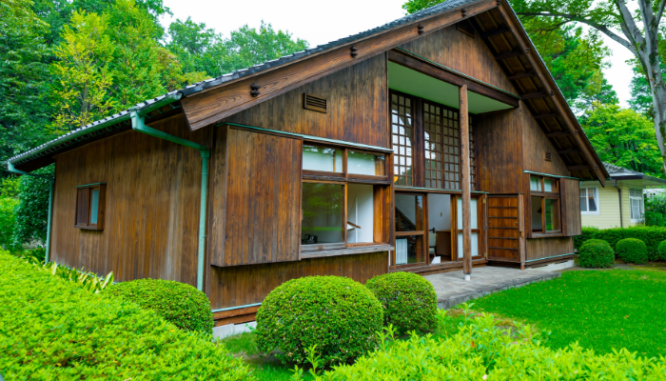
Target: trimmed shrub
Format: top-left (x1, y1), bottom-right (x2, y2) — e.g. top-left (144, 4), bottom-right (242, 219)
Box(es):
top-left (366, 272), bottom-right (437, 335)
top-left (293, 314), bottom-right (666, 380)
top-left (579, 239), bottom-right (615, 268)
top-left (616, 238), bottom-right (648, 264)
top-left (255, 275), bottom-right (383, 366)
top-left (658, 240), bottom-right (666, 261)
top-left (575, 226), bottom-right (666, 261)
top-left (108, 279), bottom-right (213, 335)
top-left (0, 251), bottom-right (253, 380)
top-left (580, 238), bottom-right (611, 249)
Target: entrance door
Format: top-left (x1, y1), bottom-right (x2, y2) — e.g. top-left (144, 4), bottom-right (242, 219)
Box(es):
top-left (427, 193), bottom-right (453, 262)
top-left (452, 195), bottom-right (486, 261)
top-left (394, 193), bottom-right (426, 266)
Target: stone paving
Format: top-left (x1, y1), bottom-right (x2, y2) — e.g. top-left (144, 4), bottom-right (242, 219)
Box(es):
top-left (424, 266), bottom-right (560, 309)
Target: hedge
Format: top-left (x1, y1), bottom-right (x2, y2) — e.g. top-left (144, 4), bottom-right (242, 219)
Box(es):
top-left (0, 251), bottom-right (254, 380)
top-left (293, 314), bottom-right (666, 380)
top-left (578, 240), bottom-right (615, 268)
top-left (575, 226), bottom-right (666, 261)
top-left (616, 238), bottom-right (648, 264)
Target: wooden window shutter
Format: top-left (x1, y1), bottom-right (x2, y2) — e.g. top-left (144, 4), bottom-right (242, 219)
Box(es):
top-left (561, 178), bottom-right (582, 236)
top-left (212, 128), bottom-right (302, 267)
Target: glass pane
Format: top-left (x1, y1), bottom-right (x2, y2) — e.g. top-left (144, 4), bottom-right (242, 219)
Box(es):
top-left (457, 198), bottom-right (478, 230)
top-left (530, 177), bottom-right (542, 192)
top-left (544, 179), bottom-right (553, 192)
top-left (302, 145), bottom-right (343, 173)
top-left (588, 189), bottom-right (597, 212)
top-left (395, 235), bottom-right (424, 265)
top-left (348, 151), bottom-right (386, 176)
top-left (427, 194), bottom-right (452, 259)
top-left (90, 189), bottom-right (99, 224)
top-left (545, 199), bottom-right (560, 232)
top-left (392, 93), bottom-right (414, 185)
top-left (531, 196), bottom-right (543, 231)
top-left (347, 184), bottom-right (374, 244)
top-left (301, 183), bottom-right (344, 245)
top-left (580, 188), bottom-right (587, 212)
top-left (395, 194), bottom-right (423, 232)
top-left (457, 232), bottom-right (479, 259)
top-left (631, 199), bottom-right (640, 219)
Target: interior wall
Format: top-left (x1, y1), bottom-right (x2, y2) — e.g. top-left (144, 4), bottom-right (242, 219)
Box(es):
top-left (428, 193), bottom-right (451, 231)
top-left (347, 183), bottom-right (375, 244)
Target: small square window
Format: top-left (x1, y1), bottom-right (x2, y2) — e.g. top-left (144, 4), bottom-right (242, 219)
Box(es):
top-left (76, 183), bottom-right (106, 230)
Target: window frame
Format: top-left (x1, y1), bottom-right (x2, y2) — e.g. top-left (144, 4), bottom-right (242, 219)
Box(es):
top-left (529, 176), bottom-right (562, 236)
top-left (629, 188), bottom-right (645, 223)
top-left (580, 186), bottom-right (600, 215)
top-left (301, 143), bottom-right (391, 256)
top-left (75, 183), bottom-right (106, 231)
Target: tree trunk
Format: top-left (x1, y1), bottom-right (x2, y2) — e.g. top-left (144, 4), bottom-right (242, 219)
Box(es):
top-left (649, 77), bottom-right (666, 173)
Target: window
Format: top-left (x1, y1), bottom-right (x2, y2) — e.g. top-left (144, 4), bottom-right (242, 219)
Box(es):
top-left (529, 176), bottom-right (560, 234)
top-left (580, 187), bottom-right (599, 215)
top-left (75, 183), bottom-right (106, 230)
top-left (391, 93), bottom-right (414, 185)
top-left (301, 144), bottom-right (390, 253)
top-left (395, 193), bottom-right (425, 265)
top-left (629, 188), bottom-right (644, 222)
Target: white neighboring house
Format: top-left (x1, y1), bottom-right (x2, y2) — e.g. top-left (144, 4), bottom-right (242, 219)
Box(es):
top-left (580, 163), bottom-right (666, 229)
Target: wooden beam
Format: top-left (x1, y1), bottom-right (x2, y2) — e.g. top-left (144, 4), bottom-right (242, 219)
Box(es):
top-left (460, 85), bottom-right (472, 277)
top-left (481, 27), bottom-right (511, 38)
top-left (521, 91), bottom-right (549, 100)
top-left (388, 50), bottom-right (519, 107)
top-left (546, 131), bottom-right (571, 137)
top-left (558, 148), bottom-right (580, 154)
top-left (533, 112), bottom-right (559, 119)
top-left (181, 0), bottom-right (499, 131)
top-left (508, 70), bottom-right (536, 80)
top-left (494, 50), bottom-right (523, 60)
top-left (494, 3), bottom-right (607, 185)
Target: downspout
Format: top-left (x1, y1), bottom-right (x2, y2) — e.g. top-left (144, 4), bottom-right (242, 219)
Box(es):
top-left (129, 109), bottom-right (210, 292)
top-left (612, 179), bottom-right (623, 228)
top-left (6, 162), bottom-right (55, 263)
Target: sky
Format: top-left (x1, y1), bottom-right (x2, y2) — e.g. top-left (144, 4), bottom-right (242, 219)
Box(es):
top-left (161, 0), bottom-right (634, 107)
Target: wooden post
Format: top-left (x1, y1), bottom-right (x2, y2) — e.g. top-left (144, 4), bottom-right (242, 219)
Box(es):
top-left (460, 85), bottom-right (472, 279)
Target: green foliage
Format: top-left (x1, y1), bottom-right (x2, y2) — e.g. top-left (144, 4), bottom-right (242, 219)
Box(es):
top-left (294, 313), bottom-right (666, 380)
top-left (472, 269), bottom-right (666, 358)
top-left (657, 240), bottom-right (666, 261)
top-left (0, 197), bottom-right (19, 250)
top-left (108, 278), bottom-right (214, 335)
top-left (255, 276), bottom-right (383, 366)
top-left (646, 193), bottom-right (666, 227)
top-left (580, 103), bottom-right (664, 178)
top-left (0, 250), bottom-right (254, 380)
top-left (616, 238), bottom-right (648, 264)
top-left (576, 226), bottom-right (666, 261)
top-left (366, 272), bottom-right (437, 335)
top-left (578, 239), bottom-right (615, 268)
top-left (0, 176), bottom-right (20, 198)
top-left (12, 168), bottom-right (53, 248)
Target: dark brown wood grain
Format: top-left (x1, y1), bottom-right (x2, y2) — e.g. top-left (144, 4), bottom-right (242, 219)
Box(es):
top-left (526, 237), bottom-right (574, 261)
top-left (561, 178), bottom-right (582, 236)
top-left (181, 0), bottom-right (499, 130)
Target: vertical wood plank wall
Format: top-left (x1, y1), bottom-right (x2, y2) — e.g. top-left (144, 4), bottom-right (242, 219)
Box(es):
top-left (525, 238), bottom-right (574, 261)
top-left (399, 25), bottom-right (517, 95)
top-left (225, 54), bottom-right (389, 148)
top-left (51, 114), bottom-right (211, 286)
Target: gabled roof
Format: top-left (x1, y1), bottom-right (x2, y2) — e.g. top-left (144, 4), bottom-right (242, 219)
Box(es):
top-left (602, 162), bottom-right (666, 186)
top-left (7, 0), bottom-right (608, 184)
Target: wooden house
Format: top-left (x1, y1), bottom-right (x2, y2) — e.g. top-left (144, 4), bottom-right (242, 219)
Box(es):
top-left (7, 0), bottom-right (608, 325)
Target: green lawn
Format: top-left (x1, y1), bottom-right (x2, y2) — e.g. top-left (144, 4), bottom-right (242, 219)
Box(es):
top-left (471, 268), bottom-right (666, 358)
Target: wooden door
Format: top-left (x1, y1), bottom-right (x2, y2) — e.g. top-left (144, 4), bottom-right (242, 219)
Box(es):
top-left (486, 194), bottom-right (522, 263)
top-left (451, 195), bottom-right (485, 261)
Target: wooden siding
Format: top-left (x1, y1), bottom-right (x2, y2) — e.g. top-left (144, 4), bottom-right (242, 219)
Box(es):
top-left (225, 54), bottom-right (389, 148)
top-left (399, 25), bottom-right (517, 95)
top-left (521, 102), bottom-right (569, 176)
top-left (208, 252), bottom-right (387, 310)
top-left (211, 128), bottom-right (302, 267)
top-left (51, 114), bottom-right (210, 286)
top-left (475, 108), bottom-right (524, 193)
top-left (526, 237), bottom-right (574, 261)
top-left (486, 195), bottom-right (521, 262)
top-left (561, 178), bottom-right (582, 235)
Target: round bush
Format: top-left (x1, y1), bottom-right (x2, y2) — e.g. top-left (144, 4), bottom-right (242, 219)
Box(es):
top-left (657, 240), bottom-right (666, 261)
top-left (255, 276), bottom-right (383, 365)
top-left (578, 240), bottom-right (615, 268)
top-left (108, 279), bottom-right (213, 335)
top-left (366, 272), bottom-right (437, 335)
top-left (616, 238), bottom-right (648, 264)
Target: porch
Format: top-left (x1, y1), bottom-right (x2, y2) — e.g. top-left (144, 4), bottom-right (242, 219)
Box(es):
top-left (425, 264), bottom-right (562, 309)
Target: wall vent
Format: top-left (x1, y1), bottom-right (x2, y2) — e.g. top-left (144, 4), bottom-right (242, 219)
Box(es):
top-left (545, 152), bottom-right (552, 162)
top-left (303, 94), bottom-right (328, 113)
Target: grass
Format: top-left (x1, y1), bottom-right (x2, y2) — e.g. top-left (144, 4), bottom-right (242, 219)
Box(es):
top-left (470, 267), bottom-right (666, 358)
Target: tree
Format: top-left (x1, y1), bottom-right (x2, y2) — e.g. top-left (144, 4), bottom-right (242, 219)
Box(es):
top-left (581, 103), bottom-right (664, 177)
top-left (51, 10), bottom-right (116, 131)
